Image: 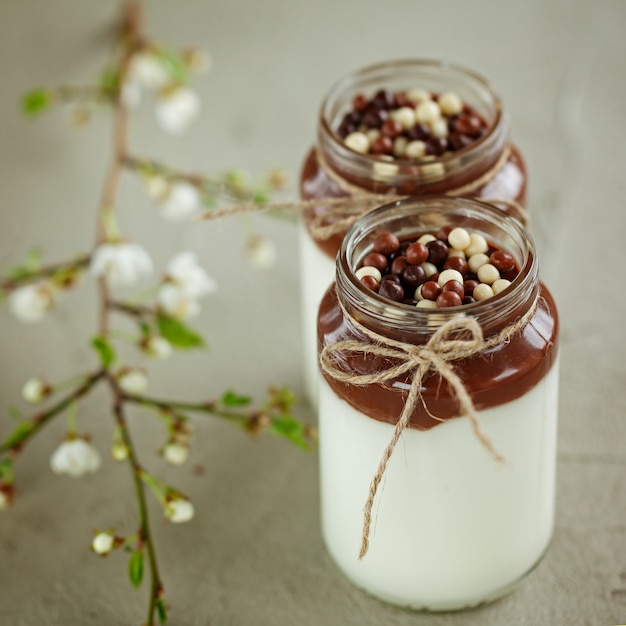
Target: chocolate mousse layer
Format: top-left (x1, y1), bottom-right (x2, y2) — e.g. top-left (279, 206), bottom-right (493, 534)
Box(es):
top-left (300, 146), bottom-right (527, 260)
top-left (317, 284), bottom-right (559, 430)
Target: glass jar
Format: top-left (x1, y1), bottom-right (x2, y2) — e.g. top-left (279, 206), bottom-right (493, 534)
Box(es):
top-left (299, 59), bottom-right (527, 405)
top-left (317, 197), bottom-right (558, 611)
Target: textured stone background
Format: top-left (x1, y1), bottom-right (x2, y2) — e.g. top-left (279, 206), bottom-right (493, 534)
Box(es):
top-left (0, 1), bottom-right (624, 624)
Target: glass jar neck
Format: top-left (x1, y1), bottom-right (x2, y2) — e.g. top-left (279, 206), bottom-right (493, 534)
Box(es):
top-left (335, 197), bottom-right (538, 344)
top-left (318, 59), bottom-right (509, 196)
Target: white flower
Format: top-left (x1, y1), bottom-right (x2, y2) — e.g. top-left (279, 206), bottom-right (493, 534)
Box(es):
top-left (142, 174), bottom-right (169, 201)
top-left (165, 498), bottom-right (194, 523)
top-left (92, 532), bottom-right (114, 555)
top-left (22, 377), bottom-right (49, 404)
top-left (8, 283), bottom-right (54, 323)
top-left (117, 368), bottom-right (148, 395)
top-left (163, 443), bottom-right (188, 466)
top-left (129, 52), bottom-right (170, 90)
top-left (90, 242), bottom-right (153, 288)
top-left (50, 438), bottom-right (101, 478)
top-left (155, 87), bottom-right (200, 135)
top-left (157, 284), bottom-right (201, 320)
top-left (164, 252), bottom-right (216, 298)
top-left (159, 181), bottom-right (201, 221)
top-left (246, 235), bottom-right (277, 270)
top-left (145, 335), bottom-right (172, 360)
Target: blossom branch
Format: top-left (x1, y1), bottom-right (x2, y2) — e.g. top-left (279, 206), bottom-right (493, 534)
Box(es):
top-left (110, 377), bottom-right (164, 626)
top-left (0, 253), bottom-right (91, 292)
top-left (122, 390), bottom-right (317, 449)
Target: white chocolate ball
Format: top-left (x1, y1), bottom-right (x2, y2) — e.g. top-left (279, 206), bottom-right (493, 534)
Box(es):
top-left (392, 106), bottom-right (417, 130)
top-left (473, 283), bottom-right (494, 301)
top-left (465, 233), bottom-right (489, 257)
top-left (430, 118), bottom-right (449, 139)
top-left (438, 91), bottom-right (463, 116)
top-left (418, 233), bottom-right (436, 245)
top-left (393, 136), bottom-right (408, 158)
top-left (447, 248), bottom-right (466, 259)
top-left (344, 131), bottom-right (370, 154)
top-left (492, 278), bottom-right (512, 294)
top-left (420, 261), bottom-right (438, 277)
top-left (448, 227), bottom-right (471, 250)
top-left (406, 88), bottom-right (432, 103)
top-left (414, 284), bottom-right (424, 301)
top-left (366, 128), bottom-right (380, 143)
top-left (438, 269), bottom-right (464, 287)
top-left (355, 266), bottom-right (382, 282)
top-left (468, 253), bottom-right (490, 273)
top-left (477, 263), bottom-right (500, 285)
top-left (415, 100), bottom-right (441, 124)
top-left (405, 140), bottom-right (427, 159)
top-left (416, 298), bottom-right (437, 309)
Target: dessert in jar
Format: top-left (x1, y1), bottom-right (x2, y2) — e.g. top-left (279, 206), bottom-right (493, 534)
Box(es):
top-left (299, 59), bottom-right (527, 405)
top-left (317, 197), bottom-right (559, 611)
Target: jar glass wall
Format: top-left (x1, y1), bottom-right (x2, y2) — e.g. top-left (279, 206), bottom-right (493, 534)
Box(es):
top-left (317, 197), bottom-right (558, 611)
top-left (299, 59), bottom-right (527, 406)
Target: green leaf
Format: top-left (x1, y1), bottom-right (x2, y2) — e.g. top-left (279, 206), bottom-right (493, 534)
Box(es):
top-left (128, 550), bottom-right (144, 589)
top-left (156, 598), bottom-right (168, 624)
top-left (156, 315), bottom-right (204, 350)
top-left (221, 390), bottom-right (252, 407)
top-left (91, 336), bottom-right (116, 368)
top-left (270, 415), bottom-right (310, 450)
top-left (22, 89), bottom-right (51, 117)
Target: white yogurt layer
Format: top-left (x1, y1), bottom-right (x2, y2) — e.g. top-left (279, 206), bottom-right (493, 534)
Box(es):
top-left (318, 360), bottom-right (559, 611)
top-left (298, 219), bottom-right (336, 407)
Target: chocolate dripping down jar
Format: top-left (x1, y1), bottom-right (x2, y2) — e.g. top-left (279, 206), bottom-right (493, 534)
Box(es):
top-left (299, 59), bottom-right (527, 406)
top-left (317, 197), bottom-right (558, 611)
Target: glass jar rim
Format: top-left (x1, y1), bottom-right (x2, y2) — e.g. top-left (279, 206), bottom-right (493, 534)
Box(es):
top-left (319, 58), bottom-right (504, 168)
top-left (336, 196), bottom-right (538, 339)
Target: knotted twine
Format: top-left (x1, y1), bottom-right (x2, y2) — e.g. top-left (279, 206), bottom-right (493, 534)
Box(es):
top-left (197, 143), bottom-right (528, 233)
top-left (319, 292), bottom-right (540, 559)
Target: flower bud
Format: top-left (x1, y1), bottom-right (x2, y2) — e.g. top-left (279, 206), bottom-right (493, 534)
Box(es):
top-left (111, 442), bottom-right (129, 462)
top-left (163, 443), bottom-right (188, 466)
top-left (92, 531), bottom-right (114, 555)
top-left (22, 377), bottom-right (50, 404)
top-left (165, 497), bottom-right (194, 523)
top-left (144, 336), bottom-right (172, 360)
top-left (117, 368), bottom-right (148, 395)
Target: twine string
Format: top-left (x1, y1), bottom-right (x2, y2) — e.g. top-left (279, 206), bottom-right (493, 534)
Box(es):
top-left (197, 144), bottom-right (528, 233)
top-left (319, 293), bottom-right (540, 559)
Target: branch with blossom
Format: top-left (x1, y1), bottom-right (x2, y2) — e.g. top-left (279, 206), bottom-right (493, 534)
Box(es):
top-left (0, 2), bottom-right (314, 624)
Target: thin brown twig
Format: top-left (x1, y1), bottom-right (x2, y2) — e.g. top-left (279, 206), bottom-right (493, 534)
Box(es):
top-left (109, 375), bottom-right (163, 626)
top-left (0, 370), bottom-right (105, 455)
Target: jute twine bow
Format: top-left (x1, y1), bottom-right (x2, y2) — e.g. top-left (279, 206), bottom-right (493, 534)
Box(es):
top-left (197, 144), bottom-right (528, 234)
top-left (319, 293), bottom-right (540, 559)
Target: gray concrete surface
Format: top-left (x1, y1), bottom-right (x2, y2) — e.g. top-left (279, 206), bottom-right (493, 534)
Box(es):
top-left (0, 1), bottom-right (625, 624)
